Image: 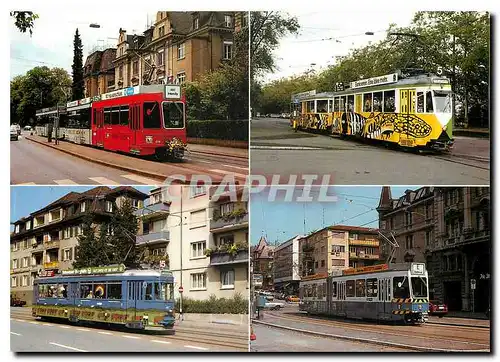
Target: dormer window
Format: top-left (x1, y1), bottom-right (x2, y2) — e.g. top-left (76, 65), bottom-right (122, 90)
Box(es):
top-left (194, 18), bottom-right (199, 30)
top-left (159, 26), bottom-right (165, 37)
top-left (224, 15), bottom-right (233, 28)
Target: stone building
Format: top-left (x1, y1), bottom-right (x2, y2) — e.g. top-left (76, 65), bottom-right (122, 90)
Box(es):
top-left (83, 48), bottom-right (117, 97)
top-left (251, 236), bottom-right (274, 290)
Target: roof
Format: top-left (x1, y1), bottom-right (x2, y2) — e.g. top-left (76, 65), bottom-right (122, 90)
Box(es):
top-left (106, 186), bottom-right (148, 200)
top-left (253, 236), bottom-right (274, 259)
top-left (381, 186), bottom-right (435, 214)
top-left (328, 225), bottom-right (379, 233)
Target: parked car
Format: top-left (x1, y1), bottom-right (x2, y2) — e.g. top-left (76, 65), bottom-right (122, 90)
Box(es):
top-left (429, 300), bottom-right (448, 317)
top-left (286, 295), bottom-right (300, 303)
top-left (10, 296), bottom-right (26, 307)
top-left (10, 126), bottom-right (19, 141)
top-left (12, 124), bottom-right (21, 135)
top-left (265, 301), bottom-right (285, 310)
top-left (24, 126), bottom-right (32, 131)
top-left (260, 291), bottom-right (274, 302)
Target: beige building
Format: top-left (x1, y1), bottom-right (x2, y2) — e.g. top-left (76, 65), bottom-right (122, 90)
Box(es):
top-left (10, 186), bottom-right (147, 305)
top-left (83, 48), bottom-right (117, 97)
top-left (299, 225), bottom-right (381, 278)
top-left (273, 235), bottom-right (304, 295)
top-left (113, 11), bottom-right (243, 88)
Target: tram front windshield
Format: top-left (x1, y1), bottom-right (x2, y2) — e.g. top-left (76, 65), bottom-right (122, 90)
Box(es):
top-left (393, 276), bottom-right (410, 299)
top-left (156, 282), bottom-right (175, 301)
top-left (433, 90), bottom-right (452, 113)
top-left (163, 102), bottom-right (185, 129)
top-left (411, 277), bottom-right (428, 298)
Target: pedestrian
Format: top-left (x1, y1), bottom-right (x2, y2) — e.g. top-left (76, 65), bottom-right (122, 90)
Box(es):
top-left (47, 122), bottom-right (53, 143)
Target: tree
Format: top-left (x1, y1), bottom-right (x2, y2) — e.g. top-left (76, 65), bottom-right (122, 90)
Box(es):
top-left (105, 199), bottom-right (140, 268)
top-left (73, 215), bottom-right (110, 268)
top-left (10, 11), bottom-right (38, 36)
top-left (72, 29), bottom-right (85, 101)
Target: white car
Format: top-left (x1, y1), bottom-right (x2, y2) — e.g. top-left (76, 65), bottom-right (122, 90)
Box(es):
top-left (10, 126), bottom-right (19, 141)
top-left (265, 302), bottom-right (285, 310)
top-left (12, 124), bottom-right (21, 135)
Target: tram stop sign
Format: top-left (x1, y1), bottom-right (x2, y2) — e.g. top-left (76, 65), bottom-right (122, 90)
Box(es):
top-left (179, 286), bottom-right (184, 293)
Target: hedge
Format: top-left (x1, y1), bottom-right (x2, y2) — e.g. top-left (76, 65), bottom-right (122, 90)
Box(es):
top-left (175, 293), bottom-right (248, 314)
top-left (187, 120), bottom-right (249, 141)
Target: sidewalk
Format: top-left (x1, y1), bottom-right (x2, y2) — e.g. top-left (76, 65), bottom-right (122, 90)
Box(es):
top-left (24, 135), bottom-right (228, 182)
top-left (445, 311), bottom-right (489, 320)
top-left (175, 319), bottom-right (248, 334)
top-left (188, 143), bottom-right (248, 159)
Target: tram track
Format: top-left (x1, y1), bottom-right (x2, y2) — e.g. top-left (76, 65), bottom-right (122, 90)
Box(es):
top-left (10, 311), bottom-right (247, 351)
top-left (258, 311), bottom-right (489, 351)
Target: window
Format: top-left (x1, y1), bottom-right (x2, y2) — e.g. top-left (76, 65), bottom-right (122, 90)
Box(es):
top-left (393, 276), bottom-right (410, 299)
top-left (80, 202), bottom-right (86, 213)
top-left (316, 100), bottom-right (328, 113)
top-left (12, 259), bottom-right (18, 269)
top-left (433, 90), bottom-right (451, 113)
top-left (346, 280), bottom-right (355, 297)
top-left (105, 201), bottom-right (113, 212)
top-left (15, 225), bottom-right (19, 233)
top-left (11, 277), bottom-right (17, 287)
top-left (63, 248), bottom-right (72, 261)
top-left (191, 273), bottom-right (206, 289)
top-left (111, 107), bottom-right (120, 125)
top-left (355, 279), bottom-right (366, 297)
top-left (332, 282), bottom-right (337, 298)
top-left (104, 108), bottom-right (111, 125)
top-left (314, 261), bottom-right (318, 268)
top-left (417, 91), bottom-right (424, 113)
top-left (22, 257), bottom-right (29, 268)
top-left (333, 97), bottom-right (340, 112)
top-left (194, 17), bottom-right (199, 30)
top-left (177, 72), bottom-right (186, 85)
top-left (157, 50), bottom-right (164, 66)
top-left (373, 92), bottom-right (383, 112)
top-left (219, 234), bottom-right (234, 246)
top-left (321, 260), bottom-right (325, 268)
top-left (144, 282), bottom-right (153, 300)
top-left (133, 61), bottom-right (139, 75)
top-left (119, 65), bottom-right (123, 79)
top-left (120, 106), bottom-right (129, 126)
top-left (221, 270), bottom-right (235, 288)
top-left (425, 231), bottom-right (431, 247)
top-left (159, 26), bottom-right (165, 37)
top-left (367, 278), bottom-right (378, 297)
top-left (363, 93), bottom-right (372, 112)
top-left (347, 95), bottom-right (355, 112)
top-left (220, 203), bottom-right (234, 215)
top-left (411, 277), bottom-right (427, 298)
top-left (383, 90), bottom-right (395, 112)
top-left (331, 259), bottom-right (344, 266)
top-left (26, 221), bottom-right (31, 230)
top-left (425, 91), bottom-right (434, 113)
top-left (191, 241), bottom-right (206, 258)
top-left (331, 245), bottom-right (345, 253)
top-left (306, 101), bottom-right (315, 113)
top-left (191, 185), bottom-right (207, 197)
top-left (177, 43), bottom-right (185, 59)
top-left (22, 275), bottom-right (29, 287)
top-left (163, 101), bottom-right (185, 128)
top-left (224, 15), bottom-right (233, 27)
top-left (406, 235), bottom-right (414, 249)
top-left (107, 283), bottom-right (122, 300)
top-left (80, 284), bottom-right (93, 298)
top-left (143, 101), bottom-right (161, 128)
top-left (405, 212), bottom-right (412, 226)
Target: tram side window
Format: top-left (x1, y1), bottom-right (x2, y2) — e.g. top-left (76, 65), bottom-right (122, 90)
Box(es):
top-left (144, 282), bottom-right (154, 300)
top-left (425, 91), bottom-right (434, 113)
top-left (363, 93), bottom-right (372, 112)
top-left (383, 90), bottom-right (395, 112)
top-left (328, 100), bottom-right (333, 112)
top-left (93, 109), bottom-right (97, 126)
top-left (366, 278), bottom-right (378, 298)
top-left (346, 280), bottom-right (355, 297)
top-left (373, 92), bottom-right (383, 112)
top-left (80, 283), bottom-right (93, 298)
top-left (416, 92), bottom-right (424, 113)
top-left (347, 95), bottom-right (354, 112)
top-left (339, 96), bottom-right (346, 112)
top-left (94, 284), bottom-right (107, 299)
top-left (59, 283), bottom-right (68, 298)
top-left (333, 97), bottom-right (339, 112)
top-left (38, 284), bottom-right (49, 298)
top-left (311, 284), bottom-right (317, 298)
top-left (111, 107), bottom-right (120, 125)
top-left (104, 108), bottom-right (111, 125)
top-left (107, 283), bottom-right (122, 300)
top-left (317, 100), bottom-right (328, 113)
top-left (120, 106), bottom-right (129, 126)
top-left (154, 282), bottom-right (162, 300)
top-left (306, 101), bottom-right (315, 113)
top-left (44, 284), bottom-right (59, 298)
top-left (393, 276), bottom-right (410, 299)
top-left (355, 279), bottom-right (366, 297)
top-left (143, 102), bottom-right (161, 129)
top-left (332, 281), bottom-right (337, 298)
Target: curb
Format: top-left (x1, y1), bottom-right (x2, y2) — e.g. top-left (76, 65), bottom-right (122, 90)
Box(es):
top-left (25, 136), bottom-right (169, 183)
top-left (427, 321), bottom-right (489, 329)
top-left (252, 319), bottom-right (489, 352)
top-left (189, 149), bottom-right (248, 160)
top-left (450, 153), bottom-right (489, 162)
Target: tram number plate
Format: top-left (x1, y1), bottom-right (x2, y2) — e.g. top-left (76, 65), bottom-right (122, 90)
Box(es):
top-left (401, 139), bottom-right (415, 147)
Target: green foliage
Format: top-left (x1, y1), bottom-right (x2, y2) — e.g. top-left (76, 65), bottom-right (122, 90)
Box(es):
top-left (212, 241), bottom-right (248, 256)
top-left (10, 11), bottom-right (39, 36)
top-left (176, 293), bottom-right (248, 314)
top-left (10, 67), bottom-right (72, 127)
top-left (73, 215), bottom-right (110, 268)
top-left (72, 29), bottom-right (85, 101)
top-left (212, 208), bottom-right (247, 222)
top-left (187, 119), bottom-right (248, 141)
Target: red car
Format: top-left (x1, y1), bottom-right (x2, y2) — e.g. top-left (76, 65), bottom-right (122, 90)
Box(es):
top-left (429, 300), bottom-right (448, 317)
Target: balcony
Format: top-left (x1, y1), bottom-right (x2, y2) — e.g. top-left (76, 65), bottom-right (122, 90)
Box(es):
top-left (209, 249), bottom-right (248, 266)
top-left (134, 202), bottom-right (170, 220)
top-left (136, 230), bottom-right (170, 245)
top-left (349, 252), bottom-right (379, 260)
top-left (31, 264), bottom-right (42, 272)
top-left (44, 240), bottom-right (60, 249)
top-left (348, 238), bottom-right (379, 247)
top-left (210, 210), bottom-right (248, 231)
top-left (44, 261), bottom-right (59, 269)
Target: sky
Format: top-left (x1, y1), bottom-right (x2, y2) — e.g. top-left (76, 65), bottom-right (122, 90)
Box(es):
top-left (10, 8), bottom-right (159, 79)
top-left (10, 186), bottom-right (152, 229)
top-left (250, 186), bottom-right (423, 246)
top-left (261, 10), bottom-right (416, 83)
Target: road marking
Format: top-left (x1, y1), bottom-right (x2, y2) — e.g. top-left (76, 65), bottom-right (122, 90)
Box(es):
top-left (250, 146), bottom-right (323, 150)
top-left (54, 179), bottom-right (78, 185)
top-left (59, 325), bottom-right (71, 329)
top-left (121, 174), bottom-right (161, 185)
top-left (123, 335), bottom-right (140, 339)
top-left (10, 332), bottom-right (21, 336)
top-left (194, 159), bottom-right (211, 163)
top-left (16, 182), bottom-right (37, 185)
top-left (184, 345), bottom-right (209, 351)
top-left (49, 342), bottom-right (87, 352)
top-left (98, 331), bottom-right (113, 335)
top-left (41, 323), bottom-right (52, 326)
top-left (222, 164), bottom-right (248, 171)
top-left (76, 328), bottom-right (89, 332)
top-left (209, 169), bottom-right (247, 178)
top-left (152, 340), bottom-right (171, 344)
top-left (29, 321), bottom-right (38, 325)
top-left (88, 177), bottom-right (119, 185)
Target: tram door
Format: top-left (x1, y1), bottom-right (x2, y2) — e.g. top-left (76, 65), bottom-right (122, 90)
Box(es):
top-left (94, 108), bottom-right (104, 147)
top-left (399, 89), bottom-right (416, 115)
top-left (338, 281), bottom-right (346, 316)
top-left (126, 281), bottom-right (141, 321)
top-left (129, 103), bottom-right (140, 147)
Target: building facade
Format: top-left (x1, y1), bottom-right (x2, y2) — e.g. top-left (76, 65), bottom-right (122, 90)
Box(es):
top-left (163, 185), bottom-right (248, 302)
top-left (10, 186), bottom-right (147, 305)
top-left (113, 11), bottom-right (240, 89)
top-left (252, 237), bottom-right (274, 290)
top-left (299, 225), bottom-right (381, 277)
top-left (83, 48), bottom-right (117, 97)
top-left (378, 186), bottom-right (491, 312)
top-left (273, 235), bottom-right (304, 295)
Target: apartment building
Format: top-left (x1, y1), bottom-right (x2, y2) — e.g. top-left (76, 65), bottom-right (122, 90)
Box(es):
top-left (273, 235), bottom-right (304, 295)
top-left (251, 237), bottom-right (274, 290)
top-left (10, 186), bottom-right (147, 305)
top-left (161, 185), bottom-right (248, 301)
top-left (113, 11), bottom-right (241, 88)
top-left (299, 225), bottom-right (381, 277)
top-left (377, 186), bottom-right (491, 312)
top-left (83, 48), bottom-right (117, 97)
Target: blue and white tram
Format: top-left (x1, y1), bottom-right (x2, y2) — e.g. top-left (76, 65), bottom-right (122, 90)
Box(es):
top-left (299, 263), bottom-right (429, 325)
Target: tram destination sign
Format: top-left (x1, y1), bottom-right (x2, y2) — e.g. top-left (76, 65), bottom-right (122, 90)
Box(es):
top-left (165, 85), bottom-right (181, 99)
top-left (350, 73), bottom-right (398, 89)
top-left (62, 264), bottom-right (125, 276)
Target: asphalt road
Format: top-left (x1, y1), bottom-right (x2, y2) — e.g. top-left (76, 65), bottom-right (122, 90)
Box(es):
top-left (10, 317), bottom-right (234, 352)
top-left (250, 118), bottom-right (490, 185)
top-left (10, 132), bottom-right (248, 185)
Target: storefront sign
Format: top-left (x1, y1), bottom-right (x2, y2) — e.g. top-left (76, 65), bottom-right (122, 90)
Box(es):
top-left (39, 270), bottom-right (55, 277)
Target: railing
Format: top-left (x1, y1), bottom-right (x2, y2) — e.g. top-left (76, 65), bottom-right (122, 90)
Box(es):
top-left (134, 202), bottom-right (170, 218)
top-left (348, 238), bottom-right (379, 247)
top-left (210, 212), bottom-right (248, 230)
top-left (136, 230), bottom-right (170, 245)
top-left (44, 240), bottom-right (60, 249)
top-left (44, 261), bottom-right (59, 269)
top-left (349, 252), bottom-right (379, 259)
top-left (210, 249), bottom-right (248, 266)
